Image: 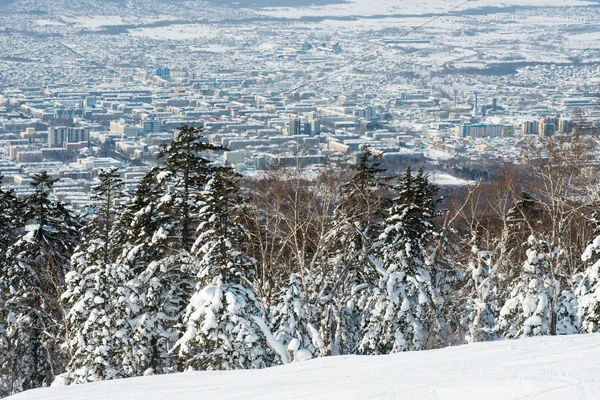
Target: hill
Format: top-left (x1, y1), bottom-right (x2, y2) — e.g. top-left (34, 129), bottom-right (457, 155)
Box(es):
top-left (8, 334), bottom-right (600, 400)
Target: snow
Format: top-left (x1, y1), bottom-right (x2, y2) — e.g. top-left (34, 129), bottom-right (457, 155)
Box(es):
top-left (430, 173), bottom-right (476, 186)
top-left (257, 0), bottom-right (596, 19)
top-left (60, 16), bottom-right (127, 29)
top-left (129, 25), bottom-right (218, 40)
top-left (251, 315), bottom-right (289, 364)
top-left (9, 334), bottom-right (600, 399)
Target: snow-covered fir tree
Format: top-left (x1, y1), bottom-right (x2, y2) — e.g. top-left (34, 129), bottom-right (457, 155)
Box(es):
top-left (0, 176), bottom-right (26, 397)
top-left (495, 236), bottom-right (560, 338)
top-left (360, 167), bottom-right (443, 354)
top-left (61, 168), bottom-right (132, 384)
top-left (112, 127), bottom-right (226, 374)
top-left (270, 273), bottom-right (315, 362)
top-left (556, 289), bottom-right (579, 335)
top-left (311, 147), bottom-right (389, 356)
top-left (155, 125), bottom-right (224, 250)
top-left (460, 245), bottom-right (500, 343)
top-left (114, 165), bottom-right (200, 375)
top-left (576, 233), bottom-right (600, 333)
top-left (0, 172), bottom-right (80, 394)
top-left (174, 167), bottom-right (274, 370)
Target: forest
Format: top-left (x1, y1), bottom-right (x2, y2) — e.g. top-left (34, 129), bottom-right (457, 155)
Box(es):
top-left (1, 125), bottom-right (599, 397)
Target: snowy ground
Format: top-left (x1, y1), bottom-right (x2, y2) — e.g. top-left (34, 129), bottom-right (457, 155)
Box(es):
top-left (430, 173), bottom-right (477, 186)
top-left (257, 0), bottom-right (596, 18)
top-left (9, 334), bottom-right (600, 400)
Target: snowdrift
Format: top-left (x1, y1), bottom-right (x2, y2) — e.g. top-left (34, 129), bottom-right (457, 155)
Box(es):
top-left (9, 334), bottom-right (600, 400)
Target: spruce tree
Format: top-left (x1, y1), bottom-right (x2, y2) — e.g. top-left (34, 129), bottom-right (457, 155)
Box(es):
top-left (174, 167), bottom-right (274, 370)
top-left (115, 167), bottom-right (195, 375)
top-left (576, 233), bottom-right (600, 333)
top-left (156, 125), bottom-right (225, 250)
top-left (62, 168), bottom-right (132, 383)
top-left (0, 176), bottom-right (26, 397)
top-left (313, 147), bottom-right (389, 356)
top-left (270, 273), bottom-right (315, 362)
top-left (360, 167), bottom-right (443, 354)
top-left (0, 172), bottom-right (80, 393)
top-left (495, 236), bottom-right (556, 338)
top-left (460, 245), bottom-right (499, 343)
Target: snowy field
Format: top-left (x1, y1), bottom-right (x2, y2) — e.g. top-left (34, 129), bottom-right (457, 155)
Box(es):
top-left (257, 0), bottom-right (596, 18)
top-left (9, 334), bottom-right (600, 400)
top-left (129, 24), bottom-right (219, 40)
top-left (430, 173), bottom-right (476, 186)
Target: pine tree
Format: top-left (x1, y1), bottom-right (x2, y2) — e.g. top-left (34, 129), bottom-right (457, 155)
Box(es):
top-left (495, 236), bottom-right (557, 338)
top-left (0, 176), bottom-right (26, 397)
top-left (61, 168), bottom-right (132, 384)
top-left (270, 273), bottom-right (315, 362)
top-left (115, 167), bottom-right (195, 376)
top-left (174, 167), bottom-right (274, 370)
top-left (156, 125), bottom-right (225, 250)
top-left (576, 233), bottom-right (600, 333)
top-left (0, 172), bottom-right (80, 393)
top-left (312, 147), bottom-right (389, 356)
top-left (360, 167), bottom-right (443, 354)
top-left (460, 245), bottom-right (499, 343)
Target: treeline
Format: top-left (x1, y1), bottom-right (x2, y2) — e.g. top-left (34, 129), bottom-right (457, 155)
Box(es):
top-left (1, 126), bottom-right (600, 396)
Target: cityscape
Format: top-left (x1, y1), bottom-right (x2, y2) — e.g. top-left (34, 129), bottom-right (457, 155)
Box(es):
top-left (3, 1), bottom-right (600, 399)
top-left (2, 0), bottom-right (600, 208)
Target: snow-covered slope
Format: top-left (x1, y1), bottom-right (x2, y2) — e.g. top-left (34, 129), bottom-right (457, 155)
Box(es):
top-left (9, 334), bottom-right (600, 400)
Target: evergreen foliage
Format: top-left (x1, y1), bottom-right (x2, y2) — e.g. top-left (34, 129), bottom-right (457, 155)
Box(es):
top-left (270, 273), bottom-right (315, 361)
top-left (460, 245), bottom-right (499, 343)
top-left (0, 172), bottom-right (80, 394)
top-left (360, 167), bottom-right (443, 354)
top-left (62, 168), bottom-right (131, 383)
top-left (312, 147), bottom-right (389, 356)
top-left (576, 234), bottom-right (600, 333)
top-left (156, 125), bottom-right (225, 250)
top-left (495, 237), bottom-right (557, 338)
top-left (174, 167), bottom-right (273, 371)
top-left (3, 124), bottom-right (600, 396)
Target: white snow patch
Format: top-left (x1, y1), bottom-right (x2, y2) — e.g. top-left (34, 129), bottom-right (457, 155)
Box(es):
top-left (9, 334), bottom-right (600, 399)
top-left (430, 173), bottom-right (477, 186)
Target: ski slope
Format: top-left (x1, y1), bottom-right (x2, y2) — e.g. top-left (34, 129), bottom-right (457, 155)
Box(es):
top-left (10, 334), bottom-right (600, 400)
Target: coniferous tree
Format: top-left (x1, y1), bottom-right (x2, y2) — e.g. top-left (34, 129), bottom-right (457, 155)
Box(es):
top-left (61, 168), bottom-right (132, 384)
top-left (495, 236), bottom-right (557, 338)
top-left (115, 168), bottom-right (197, 375)
top-left (360, 167), bottom-right (443, 354)
top-left (156, 125), bottom-right (225, 250)
top-left (270, 273), bottom-right (315, 362)
top-left (0, 176), bottom-right (26, 397)
top-left (108, 127), bottom-right (225, 375)
top-left (460, 245), bottom-right (499, 343)
top-left (174, 167), bottom-right (274, 370)
top-left (0, 172), bottom-right (80, 393)
top-left (312, 147), bottom-right (389, 356)
top-left (576, 233), bottom-right (600, 333)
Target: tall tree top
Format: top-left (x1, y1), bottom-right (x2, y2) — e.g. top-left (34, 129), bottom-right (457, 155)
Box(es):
top-left (157, 125), bottom-right (225, 181)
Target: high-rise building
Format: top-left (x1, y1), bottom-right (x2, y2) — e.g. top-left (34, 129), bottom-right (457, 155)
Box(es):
top-left (521, 120), bottom-right (539, 135)
top-left (48, 126), bottom-right (90, 148)
top-left (48, 126), bottom-right (68, 148)
top-left (156, 67), bottom-right (171, 78)
top-left (288, 117), bottom-right (301, 135)
top-left (454, 123), bottom-right (506, 138)
top-left (303, 122), bottom-right (311, 136)
top-left (539, 117), bottom-right (558, 137)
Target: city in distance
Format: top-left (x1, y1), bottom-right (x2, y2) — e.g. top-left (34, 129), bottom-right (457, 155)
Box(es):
top-left (1, 0), bottom-right (600, 399)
